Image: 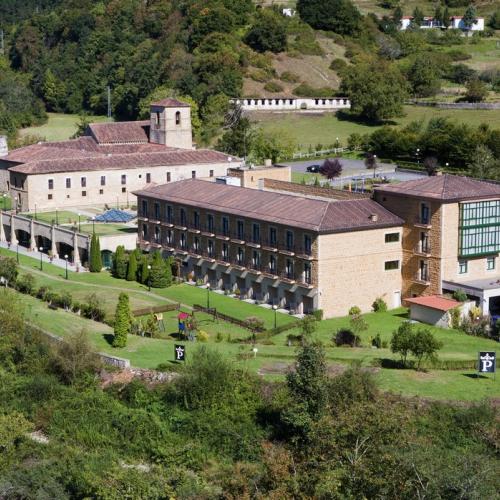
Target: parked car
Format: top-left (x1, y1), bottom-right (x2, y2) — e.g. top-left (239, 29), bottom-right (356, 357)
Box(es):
top-left (306, 164), bottom-right (321, 173)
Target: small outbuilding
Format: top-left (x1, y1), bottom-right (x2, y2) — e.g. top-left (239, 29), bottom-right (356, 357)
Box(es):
top-left (405, 295), bottom-right (471, 328)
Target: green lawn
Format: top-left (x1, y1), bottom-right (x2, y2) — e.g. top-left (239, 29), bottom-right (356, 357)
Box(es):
top-left (0, 195), bottom-right (12, 210)
top-left (257, 105), bottom-right (500, 152)
top-left (3, 247), bottom-right (499, 400)
top-left (20, 112), bottom-right (109, 141)
top-left (22, 210), bottom-right (80, 225)
top-left (78, 223), bottom-right (137, 236)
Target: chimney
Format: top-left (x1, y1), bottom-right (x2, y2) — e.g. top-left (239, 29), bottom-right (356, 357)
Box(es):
top-left (0, 136), bottom-right (8, 157)
top-left (369, 213), bottom-right (378, 222)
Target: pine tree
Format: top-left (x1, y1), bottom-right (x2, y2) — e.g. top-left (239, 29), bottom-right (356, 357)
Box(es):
top-left (442, 7), bottom-right (450, 28)
top-left (126, 250), bottom-right (138, 281)
top-left (149, 252), bottom-right (172, 288)
top-left (112, 245), bottom-right (128, 279)
top-left (89, 233), bottom-right (102, 272)
top-left (139, 255), bottom-right (150, 285)
top-left (113, 293), bottom-right (131, 348)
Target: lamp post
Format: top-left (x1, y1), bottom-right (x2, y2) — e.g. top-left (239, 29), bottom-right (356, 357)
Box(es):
top-left (34, 204), bottom-right (37, 220)
top-left (55, 208), bottom-right (59, 226)
top-left (147, 264), bottom-right (151, 292)
top-left (78, 213), bottom-right (81, 232)
top-left (64, 254), bottom-right (69, 280)
top-left (373, 154), bottom-right (377, 179)
top-left (16, 243), bottom-right (19, 264)
top-left (273, 304), bottom-right (278, 329)
top-left (206, 282), bottom-right (211, 309)
top-left (39, 246), bottom-right (44, 271)
top-left (92, 216), bottom-right (95, 234)
top-left (416, 148), bottom-right (420, 165)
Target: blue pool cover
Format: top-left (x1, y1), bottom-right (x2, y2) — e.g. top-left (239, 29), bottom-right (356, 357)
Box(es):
top-left (94, 209), bottom-right (136, 223)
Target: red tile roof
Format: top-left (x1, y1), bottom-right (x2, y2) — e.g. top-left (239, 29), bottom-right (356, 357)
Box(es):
top-left (133, 179), bottom-right (403, 233)
top-left (9, 149), bottom-right (234, 175)
top-left (375, 174), bottom-right (500, 202)
top-left (150, 98), bottom-right (190, 108)
top-left (405, 295), bottom-right (461, 312)
top-left (87, 121), bottom-right (150, 144)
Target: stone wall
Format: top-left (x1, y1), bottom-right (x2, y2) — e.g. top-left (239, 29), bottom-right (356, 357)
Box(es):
top-left (262, 178), bottom-right (370, 201)
top-left (227, 165), bottom-right (291, 188)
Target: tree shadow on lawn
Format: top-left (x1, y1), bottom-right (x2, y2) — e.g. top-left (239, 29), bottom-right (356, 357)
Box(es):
top-left (336, 110), bottom-right (398, 127)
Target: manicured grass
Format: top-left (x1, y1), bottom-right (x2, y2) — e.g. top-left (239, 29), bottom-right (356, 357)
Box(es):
top-left (78, 223), bottom-right (137, 236)
top-left (20, 112), bottom-right (109, 141)
top-left (0, 195), bottom-right (12, 210)
top-left (22, 210), bottom-right (80, 225)
top-left (257, 105), bottom-right (500, 152)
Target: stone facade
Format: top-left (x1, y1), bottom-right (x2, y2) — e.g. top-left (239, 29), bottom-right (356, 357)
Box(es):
top-left (226, 165), bottom-right (291, 188)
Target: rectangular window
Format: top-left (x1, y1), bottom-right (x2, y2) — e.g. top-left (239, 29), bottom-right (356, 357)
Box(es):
top-left (237, 220), bottom-right (244, 240)
top-left (269, 227), bottom-right (277, 246)
top-left (459, 260), bottom-right (468, 274)
top-left (166, 172), bottom-right (171, 182)
top-left (48, 179), bottom-right (54, 190)
top-left (420, 232), bottom-right (430, 254)
top-left (121, 174), bottom-right (127, 185)
top-left (252, 250), bottom-right (261, 269)
top-left (154, 202), bottom-right (160, 220)
top-left (208, 239), bottom-right (214, 257)
top-left (209, 170), bottom-right (214, 177)
top-left (154, 226), bottom-right (161, 244)
top-left (252, 223), bottom-right (260, 243)
top-left (48, 194), bottom-right (53, 200)
top-left (193, 211), bottom-right (200, 229)
top-left (286, 230), bottom-right (294, 251)
top-left (384, 260), bottom-right (400, 270)
top-left (180, 232), bottom-right (186, 249)
top-left (237, 247), bottom-right (244, 265)
top-left (285, 259), bottom-right (294, 279)
top-left (385, 232), bottom-right (400, 243)
top-left (66, 178), bottom-right (71, 189)
top-left (420, 203), bottom-right (430, 224)
top-left (193, 236), bottom-right (199, 252)
top-left (167, 230), bottom-right (173, 245)
top-left (222, 217), bottom-right (229, 236)
top-left (82, 191), bottom-right (86, 197)
top-left (207, 214), bottom-right (214, 233)
top-left (487, 257), bottom-right (496, 270)
top-left (304, 262), bottom-right (312, 284)
top-left (191, 170), bottom-right (196, 179)
top-left (142, 224), bottom-right (148, 239)
top-left (180, 208), bottom-right (186, 226)
top-left (304, 234), bottom-right (312, 254)
top-left (269, 255), bottom-right (276, 274)
top-left (122, 187), bottom-right (126, 193)
top-left (100, 175), bottom-right (106, 186)
top-left (459, 201), bottom-right (500, 257)
top-left (99, 189), bottom-right (104, 195)
top-left (146, 173), bottom-right (151, 183)
top-left (141, 200), bottom-right (148, 217)
top-left (167, 205), bottom-right (173, 223)
top-left (81, 177), bottom-right (86, 188)
top-left (222, 243), bottom-right (229, 261)
top-left (420, 260), bottom-right (429, 281)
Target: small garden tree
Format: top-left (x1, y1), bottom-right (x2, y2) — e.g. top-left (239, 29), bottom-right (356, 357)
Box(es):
top-left (138, 255), bottom-right (150, 285)
top-left (410, 328), bottom-right (442, 370)
top-left (465, 78), bottom-right (488, 103)
top-left (0, 256), bottom-right (18, 285)
top-left (320, 158), bottom-right (343, 180)
top-left (89, 233), bottom-right (102, 272)
top-left (149, 252), bottom-right (172, 288)
top-left (113, 293), bottom-right (131, 348)
top-left (112, 245), bottom-right (127, 279)
top-left (126, 249), bottom-right (138, 282)
top-left (390, 322), bottom-right (414, 367)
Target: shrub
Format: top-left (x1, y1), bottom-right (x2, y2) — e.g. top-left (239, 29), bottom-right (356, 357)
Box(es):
top-left (390, 322), bottom-right (414, 366)
top-left (446, 49), bottom-right (471, 62)
top-left (81, 293), bottom-right (106, 322)
top-left (198, 330), bottom-right (209, 342)
top-left (410, 328), bottom-right (442, 370)
top-left (330, 58), bottom-right (347, 72)
top-left (263, 81), bottom-right (284, 93)
top-left (280, 71), bottom-right (300, 83)
top-left (0, 256), bottom-right (18, 285)
top-left (372, 297), bottom-right (388, 313)
top-left (113, 293), bottom-right (131, 347)
top-left (16, 273), bottom-right (36, 294)
top-left (450, 307), bottom-right (461, 330)
top-left (249, 69), bottom-right (270, 82)
top-left (293, 83), bottom-right (335, 97)
top-left (452, 289), bottom-right (468, 302)
top-left (244, 316), bottom-right (265, 331)
top-left (312, 309), bottom-right (323, 321)
top-left (36, 286), bottom-right (52, 301)
top-left (215, 331), bottom-right (223, 343)
top-left (372, 333), bottom-right (382, 348)
top-left (334, 328), bottom-right (360, 347)
top-left (349, 305), bottom-right (361, 316)
top-left (56, 291), bottom-right (73, 310)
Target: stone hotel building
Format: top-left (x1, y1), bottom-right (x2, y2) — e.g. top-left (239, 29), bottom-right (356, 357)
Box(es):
top-left (136, 174), bottom-right (500, 318)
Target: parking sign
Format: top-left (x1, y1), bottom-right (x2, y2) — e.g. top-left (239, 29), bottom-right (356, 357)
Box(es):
top-left (478, 352), bottom-right (496, 373)
top-left (175, 344), bottom-right (186, 362)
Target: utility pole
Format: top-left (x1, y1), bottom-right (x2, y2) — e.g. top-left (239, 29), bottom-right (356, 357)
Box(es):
top-left (107, 86), bottom-right (112, 120)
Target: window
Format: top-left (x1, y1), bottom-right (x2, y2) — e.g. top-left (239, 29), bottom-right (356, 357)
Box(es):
top-left (487, 257), bottom-right (496, 271)
top-left (269, 227), bottom-right (277, 246)
top-left (222, 217), bottom-right (229, 236)
top-left (285, 259), bottom-right (294, 279)
top-left (180, 208), bottom-right (186, 226)
top-left (180, 232), bottom-right (186, 249)
top-left (99, 189), bottom-right (104, 195)
top-left (237, 220), bottom-right (244, 240)
top-left (286, 230), bottom-right (294, 251)
top-left (420, 203), bottom-right (430, 224)
top-left (81, 177), bottom-right (86, 188)
top-left (252, 250), bottom-right (261, 269)
top-left (121, 174), bottom-right (126, 185)
top-left (166, 172), bottom-right (171, 182)
top-left (385, 260), bottom-right (400, 270)
top-left (459, 260), bottom-right (468, 274)
top-left (459, 201), bottom-right (500, 257)
top-left (154, 226), bottom-right (160, 243)
top-left (419, 260), bottom-right (429, 281)
top-left (193, 237), bottom-right (200, 252)
top-left (175, 111), bottom-right (181, 125)
top-left (66, 178), bottom-right (71, 189)
top-left (222, 243), bottom-right (229, 261)
top-left (269, 255), bottom-right (276, 274)
top-left (420, 232), bottom-right (430, 253)
top-left (122, 187), bottom-right (126, 193)
top-left (48, 179), bottom-right (54, 190)
top-left (252, 223), bottom-right (260, 243)
top-left (100, 175), bottom-right (106, 186)
top-left (167, 230), bottom-right (173, 245)
top-left (237, 247), bottom-right (244, 265)
top-left (208, 239), bottom-right (214, 257)
top-left (141, 200), bottom-right (148, 217)
top-left (304, 262), bottom-right (312, 284)
top-left (154, 202), bottom-right (160, 220)
top-left (193, 211), bottom-right (200, 229)
top-left (155, 111), bottom-right (160, 126)
top-left (48, 194), bottom-right (53, 200)
top-left (146, 173), bottom-right (151, 183)
top-left (209, 170), bottom-right (214, 177)
top-left (142, 224), bottom-right (148, 239)
top-left (304, 234), bottom-right (312, 254)
top-left (385, 232), bottom-right (400, 243)
top-left (207, 214), bottom-right (214, 233)
top-left (167, 205), bottom-right (173, 223)
top-left (82, 191), bottom-right (87, 197)
top-left (191, 170), bottom-right (196, 179)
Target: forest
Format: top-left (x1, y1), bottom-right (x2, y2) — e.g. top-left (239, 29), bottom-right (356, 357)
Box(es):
top-left (1, 289), bottom-right (499, 498)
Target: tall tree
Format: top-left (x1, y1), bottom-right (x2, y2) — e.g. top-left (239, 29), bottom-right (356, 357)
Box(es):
top-left (112, 246), bottom-right (127, 279)
top-left (297, 0), bottom-right (362, 35)
top-left (149, 252), bottom-right (172, 288)
top-left (139, 255), bottom-right (150, 285)
top-left (244, 10), bottom-right (287, 53)
top-left (442, 7), bottom-right (451, 28)
top-left (126, 250), bottom-right (138, 282)
top-left (320, 158), bottom-right (343, 179)
top-left (462, 5), bottom-right (477, 29)
top-left (88, 233), bottom-right (102, 273)
top-left (112, 293), bottom-right (131, 348)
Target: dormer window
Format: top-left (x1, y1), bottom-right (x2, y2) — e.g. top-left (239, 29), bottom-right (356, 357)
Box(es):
top-left (175, 111), bottom-right (181, 126)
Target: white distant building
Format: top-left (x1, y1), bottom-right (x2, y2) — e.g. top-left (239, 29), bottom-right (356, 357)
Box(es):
top-left (400, 15), bottom-right (484, 31)
top-left (232, 97), bottom-right (350, 112)
top-left (282, 8), bottom-right (296, 17)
